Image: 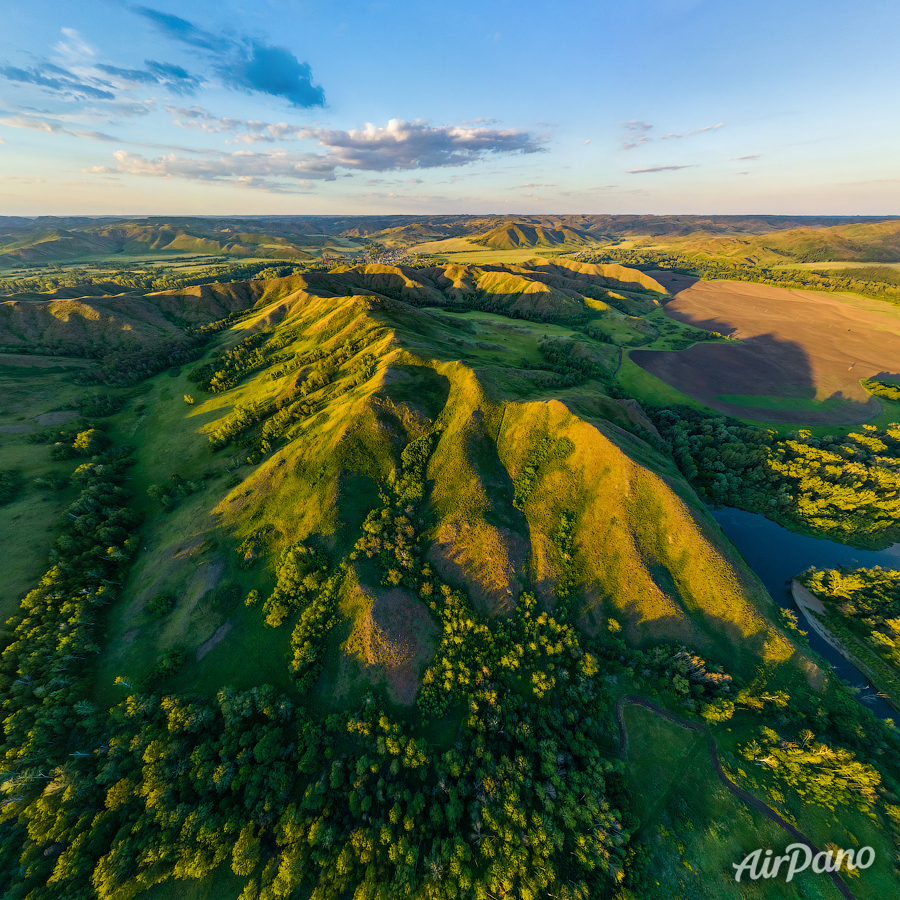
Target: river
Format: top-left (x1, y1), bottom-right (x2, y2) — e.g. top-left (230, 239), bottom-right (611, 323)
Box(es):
top-left (712, 507), bottom-right (900, 721)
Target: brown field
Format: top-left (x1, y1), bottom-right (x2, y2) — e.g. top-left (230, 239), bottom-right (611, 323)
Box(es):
top-left (632, 279), bottom-right (900, 424)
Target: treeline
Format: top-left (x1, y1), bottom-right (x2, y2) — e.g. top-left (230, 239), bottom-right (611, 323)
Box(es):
top-left (865, 378), bottom-right (900, 402)
top-left (651, 406), bottom-right (900, 548)
top-left (799, 567), bottom-right (900, 685)
top-left (0, 443), bottom-right (143, 895)
top-left (2, 310), bottom-right (251, 388)
top-left (581, 249), bottom-right (900, 304)
top-left (76, 313), bottom-right (251, 388)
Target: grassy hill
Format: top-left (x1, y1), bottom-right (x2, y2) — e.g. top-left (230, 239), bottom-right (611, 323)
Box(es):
top-left (0, 258), bottom-right (667, 358)
top-left (2, 257), bottom-right (900, 900)
top-left (473, 221), bottom-right (596, 250)
top-left (0, 223), bottom-right (334, 265)
top-left (4, 214), bottom-right (898, 270)
top-left (636, 219), bottom-right (900, 265)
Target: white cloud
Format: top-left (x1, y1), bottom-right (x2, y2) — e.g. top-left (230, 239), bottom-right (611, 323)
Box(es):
top-left (0, 115), bottom-right (65, 133)
top-left (110, 116), bottom-right (545, 190)
top-left (166, 107), bottom-right (543, 164)
top-left (627, 165), bottom-right (696, 173)
top-left (660, 122), bottom-right (724, 140)
top-left (54, 27), bottom-right (97, 63)
top-left (618, 120), bottom-right (653, 150)
top-left (69, 129), bottom-right (121, 142)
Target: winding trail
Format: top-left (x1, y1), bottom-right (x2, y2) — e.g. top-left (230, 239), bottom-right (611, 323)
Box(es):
top-left (615, 695), bottom-right (857, 900)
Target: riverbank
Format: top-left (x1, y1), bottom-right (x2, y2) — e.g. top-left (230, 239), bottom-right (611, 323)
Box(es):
top-left (791, 579), bottom-right (899, 714)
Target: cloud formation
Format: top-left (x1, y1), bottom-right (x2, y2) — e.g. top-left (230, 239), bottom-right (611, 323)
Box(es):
top-left (95, 60), bottom-right (203, 95)
top-left (618, 120), bottom-right (653, 150)
top-left (132, 7), bottom-right (220, 51)
top-left (108, 117), bottom-right (544, 189)
top-left (0, 112), bottom-right (219, 155)
top-left (0, 64), bottom-right (115, 100)
top-left (736, 154), bottom-right (761, 160)
top-left (619, 120), bottom-right (725, 150)
top-left (660, 122), bottom-right (724, 140)
top-left (0, 114), bottom-right (121, 141)
top-left (134, 6), bottom-right (325, 107)
top-left (627, 165), bottom-right (695, 173)
top-left (0, 13), bottom-right (324, 113)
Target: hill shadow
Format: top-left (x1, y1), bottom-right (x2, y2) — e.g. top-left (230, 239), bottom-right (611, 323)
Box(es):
top-left (644, 271), bottom-right (700, 299)
top-left (631, 331), bottom-right (881, 425)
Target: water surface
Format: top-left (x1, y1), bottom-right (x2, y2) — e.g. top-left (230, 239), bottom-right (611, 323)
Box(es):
top-left (712, 507), bottom-right (900, 720)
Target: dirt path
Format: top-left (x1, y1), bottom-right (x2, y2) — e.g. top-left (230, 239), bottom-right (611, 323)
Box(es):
top-left (615, 695), bottom-right (857, 900)
top-left (197, 622), bottom-right (232, 661)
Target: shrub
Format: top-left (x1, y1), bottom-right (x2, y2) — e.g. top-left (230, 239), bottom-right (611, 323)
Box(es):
top-left (147, 592), bottom-right (176, 617)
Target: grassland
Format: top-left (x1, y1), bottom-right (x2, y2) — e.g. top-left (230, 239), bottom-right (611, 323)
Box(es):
top-left (622, 702), bottom-right (899, 900)
top-left (409, 237), bottom-right (581, 265)
top-left (0, 360), bottom-right (94, 618)
top-left (4, 241), bottom-right (900, 900)
top-left (622, 704), bottom-right (847, 900)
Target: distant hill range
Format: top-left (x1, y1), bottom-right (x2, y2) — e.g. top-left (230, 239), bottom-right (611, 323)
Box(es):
top-left (1, 214), bottom-right (899, 264)
top-left (472, 222), bottom-right (596, 249)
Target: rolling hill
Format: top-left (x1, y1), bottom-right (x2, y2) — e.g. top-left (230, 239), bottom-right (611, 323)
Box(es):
top-left (0, 258), bottom-right (667, 357)
top-left (2, 256), bottom-right (899, 900)
top-left (638, 219), bottom-right (900, 264)
top-left (3, 214), bottom-right (899, 269)
top-left (472, 222), bottom-right (596, 249)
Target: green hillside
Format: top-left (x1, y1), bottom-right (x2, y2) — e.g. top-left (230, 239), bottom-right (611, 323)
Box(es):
top-left (0, 258), bottom-right (667, 359)
top-left (634, 219), bottom-right (900, 265)
top-left (1, 259), bottom-right (899, 900)
top-left (473, 222), bottom-right (596, 250)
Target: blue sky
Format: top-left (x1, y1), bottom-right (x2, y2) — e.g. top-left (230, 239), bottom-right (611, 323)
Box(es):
top-left (0, 0), bottom-right (898, 215)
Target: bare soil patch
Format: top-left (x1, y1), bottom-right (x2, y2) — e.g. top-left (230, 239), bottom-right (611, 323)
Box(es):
top-left (197, 622), bottom-right (232, 661)
top-left (632, 280), bottom-right (900, 424)
top-left (0, 424), bottom-right (34, 434)
top-left (356, 588), bottom-right (438, 705)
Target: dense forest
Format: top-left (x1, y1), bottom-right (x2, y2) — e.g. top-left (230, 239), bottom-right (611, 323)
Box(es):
top-left (651, 406), bottom-right (900, 548)
top-left (799, 567), bottom-right (900, 697)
